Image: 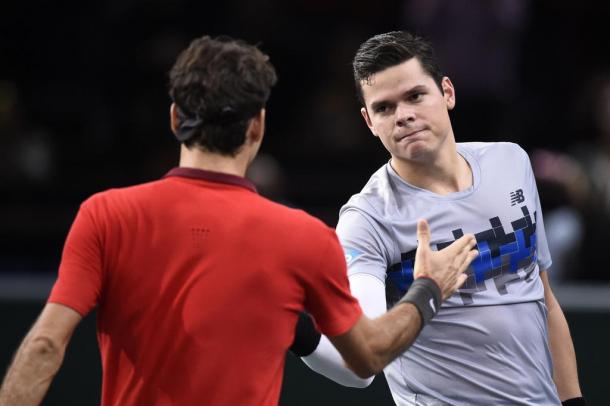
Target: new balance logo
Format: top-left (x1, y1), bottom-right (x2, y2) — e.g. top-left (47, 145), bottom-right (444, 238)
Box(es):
top-left (510, 189), bottom-right (525, 206)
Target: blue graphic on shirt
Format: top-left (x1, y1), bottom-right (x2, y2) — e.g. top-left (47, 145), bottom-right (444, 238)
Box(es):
top-left (386, 206), bottom-right (538, 306)
top-left (343, 247), bottom-right (364, 265)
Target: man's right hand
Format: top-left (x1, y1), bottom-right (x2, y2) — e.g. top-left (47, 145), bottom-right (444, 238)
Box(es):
top-left (413, 219), bottom-right (478, 300)
top-left (327, 219), bottom-right (479, 379)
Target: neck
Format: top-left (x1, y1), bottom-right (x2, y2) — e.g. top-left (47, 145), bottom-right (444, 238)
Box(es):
top-left (178, 145), bottom-right (250, 177)
top-left (391, 142), bottom-right (472, 195)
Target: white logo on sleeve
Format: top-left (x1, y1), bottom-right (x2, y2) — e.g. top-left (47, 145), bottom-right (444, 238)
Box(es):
top-left (343, 247), bottom-right (363, 265)
top-left (429, 298), bottom-right (436, 313)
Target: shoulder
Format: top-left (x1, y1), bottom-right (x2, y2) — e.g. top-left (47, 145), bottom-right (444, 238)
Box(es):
top-left (227, 193), bottom-right (337, 246)
top-left (337, 164), bottom-right (400, 246)
top-left (77, 179), bottom-right (173, 226)
top-left (459, 141), bottom-right (531, 171)
top-left (458, 141), bottom-right (527, 159)
top-left (82, 179), bottom-right (165, 208)
top-left (255, 199), bottom-right (343, 261)
top-left (339, 164), bottom-right (393, 219)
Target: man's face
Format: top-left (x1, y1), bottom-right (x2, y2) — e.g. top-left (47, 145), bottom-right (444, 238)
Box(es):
top-left (360, 58), bottom-right (455, 164)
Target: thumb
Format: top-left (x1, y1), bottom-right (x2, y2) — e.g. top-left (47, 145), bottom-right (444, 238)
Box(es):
top-left (417, 219), bottom-right (431, 248)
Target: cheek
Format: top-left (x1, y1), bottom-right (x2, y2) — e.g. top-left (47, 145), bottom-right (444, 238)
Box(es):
top-left (374, 127), bottom-right (397, 151)
top-left (371, 119), bottom-right (392, 137)
top-left (438, 109), bottom-right (453, 129)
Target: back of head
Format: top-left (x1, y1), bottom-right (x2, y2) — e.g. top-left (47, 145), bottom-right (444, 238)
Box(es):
top-left (353, 31), bottom-right (443, 106)
top-left (169, 35), bottom-right (277, 155)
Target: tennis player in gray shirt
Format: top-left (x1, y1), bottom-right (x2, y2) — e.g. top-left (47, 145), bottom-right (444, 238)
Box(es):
top-left (300, 31), bottom-right (585, 406)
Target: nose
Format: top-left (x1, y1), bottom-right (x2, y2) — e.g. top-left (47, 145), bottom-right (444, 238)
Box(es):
top-left (395, 102), bottom-right (415, 127)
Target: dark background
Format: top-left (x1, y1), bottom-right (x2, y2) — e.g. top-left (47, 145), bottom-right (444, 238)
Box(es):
top-left (2, 1), bottom-right (610, 404)
top-left (2, 1), bottom-right (610, 280)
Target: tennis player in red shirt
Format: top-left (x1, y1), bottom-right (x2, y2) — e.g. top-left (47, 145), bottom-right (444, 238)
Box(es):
top-left (0, 35), bottom-right (477, 406)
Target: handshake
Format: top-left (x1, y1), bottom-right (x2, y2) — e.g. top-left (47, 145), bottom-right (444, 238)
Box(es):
top-left (291, 219), bottom-right (478, 377)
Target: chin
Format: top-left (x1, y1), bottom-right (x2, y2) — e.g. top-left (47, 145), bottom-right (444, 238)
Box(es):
top-left (402, 144), bottom-right (433, 162)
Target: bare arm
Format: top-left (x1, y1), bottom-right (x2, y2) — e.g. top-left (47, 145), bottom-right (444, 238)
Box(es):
top-left (329, 219), bottom-right (477, 378)
top-left (329, 300), bottom-right (422, 377)
top-left (0, 303), bottom-right (82, 406)
top-left (540, 271), bottom-right (582, 401)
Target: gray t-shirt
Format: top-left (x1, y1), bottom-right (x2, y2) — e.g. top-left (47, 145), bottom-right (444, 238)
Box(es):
top-left (337, 142), bottom-right (560, 405)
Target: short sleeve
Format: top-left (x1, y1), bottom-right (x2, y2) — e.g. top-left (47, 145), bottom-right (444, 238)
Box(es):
top-left (302, 227), bottom-right (362, 337)
top-left (336, 208), bottom-right (390, 284)
top-left (523, 149), bottom-right (552, 271)
top-left (47, 200), bottom-right (104, 316)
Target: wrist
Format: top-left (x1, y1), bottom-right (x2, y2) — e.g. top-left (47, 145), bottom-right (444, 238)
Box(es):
top-left (398, 277), bottom-right (441, 327)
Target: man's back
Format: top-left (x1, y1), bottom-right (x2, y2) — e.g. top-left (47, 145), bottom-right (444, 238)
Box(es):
top-left (49, 167), bottom-right (361, 405)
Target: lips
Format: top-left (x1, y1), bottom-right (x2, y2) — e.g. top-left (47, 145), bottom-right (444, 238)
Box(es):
top-left (396, 128), bottom-right (425, 142)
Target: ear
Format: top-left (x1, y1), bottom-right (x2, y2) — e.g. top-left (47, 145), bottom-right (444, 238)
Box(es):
top-left (360, 107), bottom-right (378, 137)
top-left (170, 103), bottom-right (180, 134)
top-left (247, 108), bottom-right (265, 144)
top-left (441, 77), bottom-right (456, 110)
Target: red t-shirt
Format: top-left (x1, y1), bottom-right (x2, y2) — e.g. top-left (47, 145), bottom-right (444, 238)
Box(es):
top-left (48, 167), bottom-right (362, 406)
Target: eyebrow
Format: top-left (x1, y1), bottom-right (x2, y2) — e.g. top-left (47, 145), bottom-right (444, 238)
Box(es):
top-left (369, 84), bottom-right (429, 111)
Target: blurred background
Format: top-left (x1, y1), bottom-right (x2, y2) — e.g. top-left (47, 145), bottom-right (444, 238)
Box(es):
top-left (1, 0), bottom-right (609, 404)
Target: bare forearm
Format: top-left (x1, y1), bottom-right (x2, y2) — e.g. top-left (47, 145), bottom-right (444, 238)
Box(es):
top-left (335, 302), bottom-right (422, 378)
top-left (548, 304), bottom-right (581, 401)
top-left (366, 302), bottom-right (422, 370)
top-left (0, 336), bottom-right (64, 406)
top-left (358, 277), bottom-right (442, 373)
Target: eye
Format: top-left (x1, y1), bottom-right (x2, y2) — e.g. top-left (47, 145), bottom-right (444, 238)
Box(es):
top-left (374, 105), bottom-right (387, 114)
top-left (409, 92), bottom-right (424, 102)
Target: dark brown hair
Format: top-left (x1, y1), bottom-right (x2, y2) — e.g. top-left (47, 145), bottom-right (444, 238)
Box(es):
top-left (169, 35), bottom-right (277, 155)
top-left (353, 31), bottom-right (443, 106)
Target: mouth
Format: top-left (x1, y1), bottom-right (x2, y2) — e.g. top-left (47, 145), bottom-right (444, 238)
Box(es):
top-left (396, 128), bottom-right (425, 142)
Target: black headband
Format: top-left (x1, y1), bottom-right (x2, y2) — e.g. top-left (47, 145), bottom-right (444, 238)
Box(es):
top-left (174, 105), bottom-right (260, 143)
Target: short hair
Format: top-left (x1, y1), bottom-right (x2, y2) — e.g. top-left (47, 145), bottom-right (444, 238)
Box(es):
top-left (168, 35), bottom-right (277, 155)
top-left (353, 31), bottom-right (443, 106)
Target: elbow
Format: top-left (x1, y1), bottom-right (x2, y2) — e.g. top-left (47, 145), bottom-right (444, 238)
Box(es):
top-left (347, 338), bottom-right (388, 379)
top-left (23, 334), bottom-right (65, 375)
top-left (349, 357), bottom-right (384, 380)
top-left (546, 296), bottom-right (562, 315)
top-left (351, 367), bottom-right (374, 380)
top-left (28, 335), bottom-right (62, 356)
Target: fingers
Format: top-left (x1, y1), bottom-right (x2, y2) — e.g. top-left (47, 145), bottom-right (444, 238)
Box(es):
top-left (445, 233), bottom-right (477, 255)
top-left (450, 238), bottom-right (478, 271)
top-left (451, 249), bottom-right (478, 295)
top-left (441, 264), bottom-right (469, 300)
top-left (445, 242), bottom-right (478, 298)
top-left (461, 249), bottom-right (479, 272)
top-left (454, 273), bottom-right (468, 290)
top-left (416, 219), bottom-right (431, 247)
top-left (456, 240), bottom-right (479, 272)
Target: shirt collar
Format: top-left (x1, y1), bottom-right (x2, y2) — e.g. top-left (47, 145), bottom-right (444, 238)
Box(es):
top-left (163, 167), bottom-right (257, 193)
